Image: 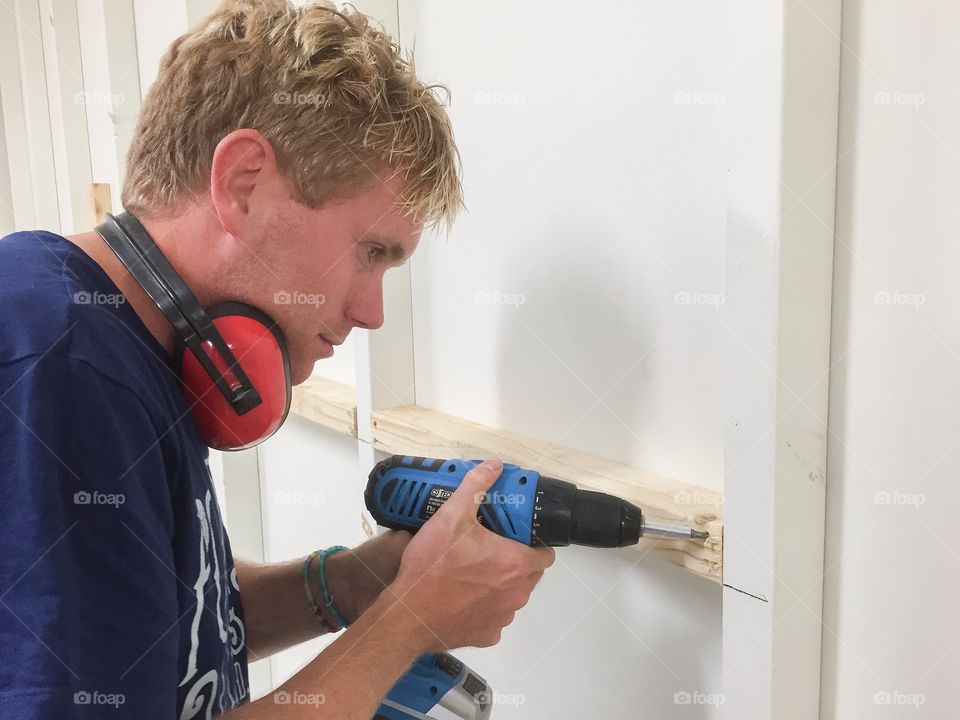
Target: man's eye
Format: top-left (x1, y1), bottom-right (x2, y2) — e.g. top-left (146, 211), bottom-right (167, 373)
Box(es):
top-left (366, 245), bottom-right (385, 263)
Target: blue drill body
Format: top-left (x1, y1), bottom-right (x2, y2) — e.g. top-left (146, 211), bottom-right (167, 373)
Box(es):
top-left (366, 456), bottom-right (541, 544)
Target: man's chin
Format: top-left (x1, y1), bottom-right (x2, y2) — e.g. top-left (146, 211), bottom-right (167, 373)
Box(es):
top-left (291, 362), bottom-right (316, 386)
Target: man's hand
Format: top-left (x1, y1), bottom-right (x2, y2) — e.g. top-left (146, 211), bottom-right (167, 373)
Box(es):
top-left (324, 530), bottom-right (413, 623)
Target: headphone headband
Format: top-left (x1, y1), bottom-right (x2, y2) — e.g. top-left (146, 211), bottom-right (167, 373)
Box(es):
top-left (95, 212), bottom-right (262, 415)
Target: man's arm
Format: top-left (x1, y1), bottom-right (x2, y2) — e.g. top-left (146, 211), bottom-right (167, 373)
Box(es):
top-left (224, 586), bottom-right (426, 719)
top-left (224, 460), bottom-right (556, 719)
top-left (236, 530), bottom-right (411, 659)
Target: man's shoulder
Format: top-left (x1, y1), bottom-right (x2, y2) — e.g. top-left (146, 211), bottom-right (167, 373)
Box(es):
top-left (0, 229), bottom-right (173, 386)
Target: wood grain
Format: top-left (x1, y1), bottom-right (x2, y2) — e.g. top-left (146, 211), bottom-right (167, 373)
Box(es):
top-left (90, 183), bottom-right (112, 226)
top-left (290, 376), bottom-right (357, 437)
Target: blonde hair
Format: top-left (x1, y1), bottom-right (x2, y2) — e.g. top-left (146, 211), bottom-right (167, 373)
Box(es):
top-left (122, 0), bottom-right (462, 230)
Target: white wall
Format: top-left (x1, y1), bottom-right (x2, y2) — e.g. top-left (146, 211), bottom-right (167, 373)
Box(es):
top-left (402, 1), bottom-right (728, 716)
top-left (409, 0), bottom-right (727, 489)
top-left (822, 2), bottom-right (960, 718)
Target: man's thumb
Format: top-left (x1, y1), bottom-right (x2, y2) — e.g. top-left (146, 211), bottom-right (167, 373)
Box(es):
top-left (450, 458), bottom-right (503, 512)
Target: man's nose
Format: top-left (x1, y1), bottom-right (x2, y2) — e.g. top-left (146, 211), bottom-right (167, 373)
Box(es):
top-left (347, 278), bottom-right (385, 330)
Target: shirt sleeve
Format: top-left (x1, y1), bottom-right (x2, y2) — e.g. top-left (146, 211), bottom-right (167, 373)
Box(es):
top-left (0, 353), bottom-right (181, 719)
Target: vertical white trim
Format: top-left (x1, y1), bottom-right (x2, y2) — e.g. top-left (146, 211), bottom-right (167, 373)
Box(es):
top-left (0, 94), bottom-right (15, 235)
top-left (0, 4), bottom-right (35, 230)
top-left (352, 0), bottom-right (413, 538)
top-left (721, 0), bottom-right (841, 717)
top-left (42, 0), bottom-right (93, 233)
top-left (100, 0), bottom-right (141, 211)
top-left (13, 0), bottom-right (60, 231)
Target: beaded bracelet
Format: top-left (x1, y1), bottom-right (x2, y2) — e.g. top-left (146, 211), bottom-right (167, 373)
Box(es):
top-left (302, 545), bottom-right (351, 632)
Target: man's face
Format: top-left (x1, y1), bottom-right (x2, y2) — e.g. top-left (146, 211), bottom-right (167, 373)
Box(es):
top-left (223, 174), bottom-right (422, 385)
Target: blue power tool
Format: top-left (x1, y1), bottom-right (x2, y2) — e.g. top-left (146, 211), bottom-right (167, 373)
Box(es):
top-left (375, 652), bottom-right (491, 720)
top-left (370, 455), bottom-right (709, 719)
top-left (366, 455), bottom-right (709, 548)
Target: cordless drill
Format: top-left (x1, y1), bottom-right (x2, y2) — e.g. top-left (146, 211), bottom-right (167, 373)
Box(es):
top-left (370, 455), bottom-right (709, 719)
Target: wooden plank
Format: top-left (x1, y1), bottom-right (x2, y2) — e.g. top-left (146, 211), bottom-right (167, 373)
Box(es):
top-left (89, 182), bottom-right (111, 225)
top-left (371, 404), bottom-right (723, 583)
top-left (290, 375), bottom-right (358, 437)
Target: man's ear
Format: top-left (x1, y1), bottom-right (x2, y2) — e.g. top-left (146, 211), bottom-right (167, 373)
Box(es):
top-left (209, 129), bottom-right (279, 238)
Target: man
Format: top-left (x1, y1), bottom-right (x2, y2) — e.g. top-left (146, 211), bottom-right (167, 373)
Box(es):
top-left (0, 1), bottom-right (554, 717)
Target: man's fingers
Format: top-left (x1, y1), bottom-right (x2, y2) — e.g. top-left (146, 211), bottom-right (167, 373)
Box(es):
top-left (444, 458), bottom-right (504, 515)
top-left (532, 546), bottom-right (556, 570)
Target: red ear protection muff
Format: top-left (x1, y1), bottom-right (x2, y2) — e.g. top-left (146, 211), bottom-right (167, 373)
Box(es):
top-left (95, 211), bottom-right (291, 451)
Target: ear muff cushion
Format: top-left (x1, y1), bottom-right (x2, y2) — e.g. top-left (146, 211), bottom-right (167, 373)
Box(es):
top-left (178, 303), bottom-right (291, 451)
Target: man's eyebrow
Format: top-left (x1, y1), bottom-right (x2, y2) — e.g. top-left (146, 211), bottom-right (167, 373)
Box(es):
top-left (363, 234), bottom-right (411, 264)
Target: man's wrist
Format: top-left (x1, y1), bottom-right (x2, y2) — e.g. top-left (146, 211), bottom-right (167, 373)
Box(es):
top-left (323, 549), bottom-right (361, 624)
top-left (307, 533), bottom-right (408, 629)
top-left (361, 582), bottom-right (430, 659)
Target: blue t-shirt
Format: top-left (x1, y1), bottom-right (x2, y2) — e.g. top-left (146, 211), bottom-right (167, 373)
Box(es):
top-left (0, 230), bottom-right (249, 718)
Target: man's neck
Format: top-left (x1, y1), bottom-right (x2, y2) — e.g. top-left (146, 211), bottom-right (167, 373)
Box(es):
top-left (65, 210), bottom-right (212, 358)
